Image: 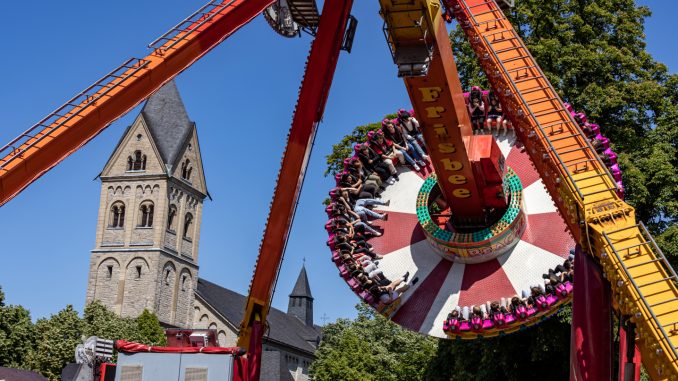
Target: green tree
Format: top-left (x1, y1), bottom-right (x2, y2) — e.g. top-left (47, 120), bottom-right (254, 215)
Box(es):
top-left (25, 305), bottom-right (82, 381)
top-left (81, 300), bottom-right (135, 342)
top-left (0, 290), bottom-right (168, 379)
top-left (424, 310), bottom-right (571, 381)
top-left (310, 304), bottom-right (437, 381)
top-left (311, 304), bottom-right (571, 381)
top-left (133, 309), bottom-right (167, 346)
top-left (0, 286), bottom-right (35, 368)
top-left (82, 302), bottom-right (166, 347)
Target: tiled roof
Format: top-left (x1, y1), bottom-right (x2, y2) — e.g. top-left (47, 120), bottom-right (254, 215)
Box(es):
top-left (196, 278), bottom-right (321, 355)
top-left (141, 80), bottom-right (194, 166)
top-left (0, 367), bottom-right (49, 381)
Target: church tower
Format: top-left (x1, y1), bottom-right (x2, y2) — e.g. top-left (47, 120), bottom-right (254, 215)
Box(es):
top-left (287, 265), bottom-right (314, 326)
top-left (85, 81), bottom-right (208, 327)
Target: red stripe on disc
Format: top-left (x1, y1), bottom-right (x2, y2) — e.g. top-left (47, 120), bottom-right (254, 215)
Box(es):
top-left (506, 146), bottom-right (540, 189)
top-left (521, 212), bottom-right (573, 258)
top-left (392, 259), bottom-right (452, 331)
top-left (457, 259), bottom-right (515, 307)
top-left (368, 211), bottom-right (426, 255)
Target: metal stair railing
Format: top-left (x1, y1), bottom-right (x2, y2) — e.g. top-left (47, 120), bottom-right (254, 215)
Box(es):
top-left (148, 0), bottom-right (238, 52)
top-left (603, 222), bottom-right (678, 366)
top-left (1, 0), bottom-right (249, 173)
top-left (454, 0), bottom-right (619, 205)
top-left (0, 58), bottom-right (151, 171)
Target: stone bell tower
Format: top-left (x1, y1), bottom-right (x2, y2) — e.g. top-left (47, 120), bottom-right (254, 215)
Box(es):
top-left (85, 81), bottom-right (208, 327)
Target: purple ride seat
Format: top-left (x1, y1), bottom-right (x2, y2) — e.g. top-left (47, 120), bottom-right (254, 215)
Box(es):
top-left (575, 112), bottom-right (588, 124)
top-left (443, 282), bottom-right (573, 334)
top-left (594, 134), bottom-right (610, 147)
top-left (326, 236), bottom-right (336, 251)
top-left (492, 312), bottom-right (507, 327)
top-left (359, 290), bottom-right (376, 306)
top-left (616, 181), bottom-right (625, 199)
top-left (587, 122), bottom-right (600, 135)
top-left (325, 220), bottom-right (334, 234)
top-left (610, 164), bottom-right (622, 182)
top-left (602, 148), bottom-right (617, 165)
top-left (346, 277), bottom-right (361, 292)
top-left (338, 264), bottom-right (349, 279)
top-left (464, 89), bottom-right (489, 121)
top-left (343, 157), bottom-right (351, 171)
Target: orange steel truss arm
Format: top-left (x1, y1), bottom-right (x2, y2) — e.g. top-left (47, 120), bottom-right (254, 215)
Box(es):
top-left (452, 0), bottom-right (678, 379)
top-left (0, 0), bottom-right (275, 207)
top-left (380, 0), bottom-right (485, 224)
top-left (237, 0), bottom-right (355, 350)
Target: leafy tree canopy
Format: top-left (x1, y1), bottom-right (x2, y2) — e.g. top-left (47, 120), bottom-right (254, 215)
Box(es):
top-left (311, 304), bottom-right (572, 381)
top-left (133, 309), bottom-right (167, 346)
top-left (25, 305), bottom-right (82, 381)
top-left (0, 288), bottom-right (35, 369)
top-left (310, 304), bottom-right (438, 381)
top-left (0, 291), bottom-right (167, 381)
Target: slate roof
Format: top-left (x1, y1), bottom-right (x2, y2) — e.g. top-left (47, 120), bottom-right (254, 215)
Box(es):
top-left (0, 367), bottom-right (49, 381)
top-left (141, 80), bottom-right (194, 166)
top-left (60, 363), bottom-right (81, 381)
top-left (196, 278), bottom-right (321, 355)
top-left (289, 265), bottom-right (313, 299)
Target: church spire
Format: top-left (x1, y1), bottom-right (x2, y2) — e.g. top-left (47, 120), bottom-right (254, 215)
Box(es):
top-left (287, 264), bottom-right (314, 326)
top-left (141, 80), bottom-right (194, 167)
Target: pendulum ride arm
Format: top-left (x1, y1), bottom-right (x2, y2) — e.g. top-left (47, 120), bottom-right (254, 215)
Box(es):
top-left (236, 0), bottom-right (354, 355)
top-left (0, 0), bottom-right (276, 207)
top-left (449, 1), bottom-right (678, 379)
top-left (379, 0), bottom-right (486, 226)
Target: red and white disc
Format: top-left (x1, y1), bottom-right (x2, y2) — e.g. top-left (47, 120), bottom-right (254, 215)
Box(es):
top-left (365, 135), bottom-right (574, 338)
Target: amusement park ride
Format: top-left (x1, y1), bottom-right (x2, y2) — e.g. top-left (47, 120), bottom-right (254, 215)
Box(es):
top-left (0, 0), bottom-right (676, 380)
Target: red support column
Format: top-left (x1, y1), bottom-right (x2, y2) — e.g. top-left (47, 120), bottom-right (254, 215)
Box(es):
top-left (570, 245), bottom-right (612, 381)
top-left (619, 318), bottom-right (642, 381)
top-left (247, 321), bottom-right (264, 381)
top-left (238, 0), bottom-right (354, 350)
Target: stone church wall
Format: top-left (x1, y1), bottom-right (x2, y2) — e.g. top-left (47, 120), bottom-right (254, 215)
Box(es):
top-left (192, 297), bottom-right (239, 347)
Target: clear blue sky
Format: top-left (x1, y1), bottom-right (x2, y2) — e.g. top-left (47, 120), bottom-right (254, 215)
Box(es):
top-left (0, 0), bottom-right (674, 324)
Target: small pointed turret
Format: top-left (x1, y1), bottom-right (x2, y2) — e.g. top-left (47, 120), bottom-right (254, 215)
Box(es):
top-left (287, 264), bottom-right (314, 326)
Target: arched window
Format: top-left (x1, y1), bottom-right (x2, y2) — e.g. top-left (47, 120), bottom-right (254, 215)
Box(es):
top-left (127, 150), bottom-right (147, 171)
top-left (167, 204), bottom-right (177, 231)
top-left (183, 213), bottom-right (193, 239)
top-left (109, 202), bottom-right (125, 228)
top-left (138, 201), bottom-right (154, 227)
top-left (181, 159), bottom-right (192, 181)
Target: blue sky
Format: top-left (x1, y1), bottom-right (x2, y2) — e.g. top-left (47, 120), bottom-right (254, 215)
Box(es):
top-left (0, 0), bottom-right (674, 324)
